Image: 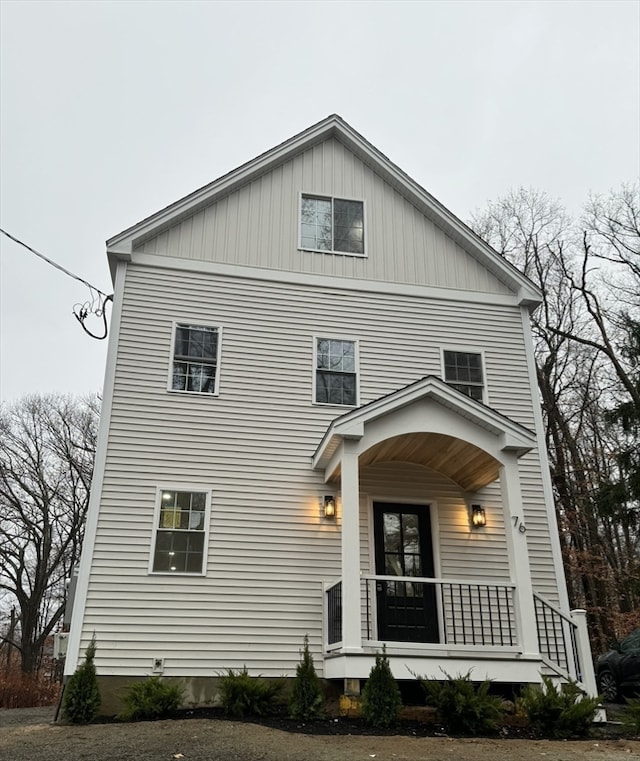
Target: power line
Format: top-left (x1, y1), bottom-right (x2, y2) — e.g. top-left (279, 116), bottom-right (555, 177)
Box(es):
top-left (0, 227), bottom-right (107, 296)
top-left (1, 227), bottom-right (113, 340)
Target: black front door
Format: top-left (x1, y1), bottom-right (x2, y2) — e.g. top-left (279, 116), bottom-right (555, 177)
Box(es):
top-left (373, 503), bottom-right (438, 643)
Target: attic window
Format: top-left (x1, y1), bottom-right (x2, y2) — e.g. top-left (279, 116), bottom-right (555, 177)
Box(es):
top-left (300, 195), bottom-right (364, 255)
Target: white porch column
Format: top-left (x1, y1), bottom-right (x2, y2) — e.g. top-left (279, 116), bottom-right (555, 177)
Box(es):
top-left (499, 451), bottom-right (539, 656)
top-left (341, 439), bottom-right (362, 652)
top-left (571, 609), bottom-right (599, 698)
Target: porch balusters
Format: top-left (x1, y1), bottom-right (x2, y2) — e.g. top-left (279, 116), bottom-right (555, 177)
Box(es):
top-left (361, 576), bottom-right (517, 647)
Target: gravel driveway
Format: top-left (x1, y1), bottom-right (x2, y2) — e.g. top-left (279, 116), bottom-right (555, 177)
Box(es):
top-left (1, 706), bottom-right (639, 761)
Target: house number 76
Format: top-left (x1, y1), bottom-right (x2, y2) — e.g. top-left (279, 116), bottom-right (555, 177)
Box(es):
top-left (512, 516), bottom-right (527, 533)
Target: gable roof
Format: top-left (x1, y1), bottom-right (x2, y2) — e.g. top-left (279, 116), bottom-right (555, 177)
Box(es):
top-left (312, 375), bottom-right (536, 491)
top-left (107, 115), bottom-right (541, 306)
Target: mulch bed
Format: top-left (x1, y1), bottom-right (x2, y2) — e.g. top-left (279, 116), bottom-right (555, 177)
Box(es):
top-left (165, 705), bottom-right (632, 741)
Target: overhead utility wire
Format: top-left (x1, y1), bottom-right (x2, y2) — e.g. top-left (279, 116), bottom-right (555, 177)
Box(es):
top-left (0, 227), bottom-right (114, 340)
top-left (0, 227), bottom-right (107, 295)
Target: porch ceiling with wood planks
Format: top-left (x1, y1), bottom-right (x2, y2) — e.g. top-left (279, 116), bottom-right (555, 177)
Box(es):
top-left (329, 432), bottom-right (501, 492)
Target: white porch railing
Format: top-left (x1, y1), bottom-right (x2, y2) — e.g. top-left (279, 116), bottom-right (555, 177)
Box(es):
top-left (324, 577), bottom-right (597, 696)
top-left (325, 574), bottom-right (518, 649)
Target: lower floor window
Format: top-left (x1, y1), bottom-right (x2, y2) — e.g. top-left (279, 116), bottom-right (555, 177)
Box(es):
top-left (151, 490), bottom-right (209, 574)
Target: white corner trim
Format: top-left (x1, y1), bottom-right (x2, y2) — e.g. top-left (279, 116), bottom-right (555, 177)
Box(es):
top-left (520, 306), bottom-right (571, 611)
top-left (64, 260), bottom-right (127, 675)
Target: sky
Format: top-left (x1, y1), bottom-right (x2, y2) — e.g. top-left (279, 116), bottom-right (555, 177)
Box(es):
top-left (1, 0), bottom-right (638, 402)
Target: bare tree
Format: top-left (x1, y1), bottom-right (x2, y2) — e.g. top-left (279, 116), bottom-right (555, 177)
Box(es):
top-left (470, 183), bottom-right (640, 651)
top-left (0, 395), bottom-right (99, 673)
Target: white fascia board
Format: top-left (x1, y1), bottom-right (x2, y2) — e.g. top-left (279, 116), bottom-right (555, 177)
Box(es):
top-left (106, 115), bottom-right (345, 253)
top-left (500, 430), bottom-right (536, 456)
top-left (103, 114), bottom-right (542, 307)
top-left (312, 375), bottom-right (536, 469)
top-left (106, 248), bottom-right (132, 285)
top-left (324, 120), bottom-right (543, 307)
top-left (120, 251), bottom-right (528, 309)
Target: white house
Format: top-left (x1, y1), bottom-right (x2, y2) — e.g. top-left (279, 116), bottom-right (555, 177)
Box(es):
top-left (65, 115), bottom-right (597, 708)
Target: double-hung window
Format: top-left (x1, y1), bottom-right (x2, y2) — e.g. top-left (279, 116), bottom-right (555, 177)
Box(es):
top-left (151, 489), bottom-right (210, 574)
top-left (300, 195), bottom-right (364, 255)
top-left (170, 324), bottom-right (220, 394)
top-left (315, 338), bottom-right (358, 406)
top-left (443, 350), bottom-right (484, 402)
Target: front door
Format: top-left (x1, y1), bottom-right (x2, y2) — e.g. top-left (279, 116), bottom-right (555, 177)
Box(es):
top-left (373, 503), bottom-right (438, 643)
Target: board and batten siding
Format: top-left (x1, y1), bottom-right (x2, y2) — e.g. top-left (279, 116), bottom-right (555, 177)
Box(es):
top-left (78, 263), bottom-right (558, 677)
top-left (133, 138), bottom-right (511, 297)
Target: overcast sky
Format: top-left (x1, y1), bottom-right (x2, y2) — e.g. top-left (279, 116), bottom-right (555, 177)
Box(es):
top-left (1, 0), bottom-right (638, 403)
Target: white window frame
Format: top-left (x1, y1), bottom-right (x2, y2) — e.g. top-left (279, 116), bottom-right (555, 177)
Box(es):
top-left (168, 322), bottom-right (222, 396)
top-left (441, 347), bottom-right (487, 404)
top-left (149, 486), bottom-right (212, 576)
top-left (313, 335), bottom-right (359, 407)
top-left (298, 193), bottom-right (367, 257)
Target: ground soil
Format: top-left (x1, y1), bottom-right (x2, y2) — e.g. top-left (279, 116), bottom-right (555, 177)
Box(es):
top-left (1, 705), bottom-right (639, 761)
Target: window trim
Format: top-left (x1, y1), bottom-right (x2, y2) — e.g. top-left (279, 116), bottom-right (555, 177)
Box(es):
top-left (298, 193), bottom-right (367, 258)
top-left (167, 322), bottom-right (223, 396)
top-left (313, 335), bottom-right (360, 407)
top-left (148, 486), bottom-right (211, 576)
top-left (441, 347), bottom-right (487, 404)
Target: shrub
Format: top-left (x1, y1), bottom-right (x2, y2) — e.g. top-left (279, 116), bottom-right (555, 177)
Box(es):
top-left (361, 646), bottom-right (402, 728)
top-left (621, 696), bottom-right (640, 736)
top-left (519, 675), bottom-right (599, 738)
top-left (118, 677), bottom-right (184, 721)
top-left (219, 667), bottom-right (283, 719)
top-left (62, 635), bottom-right (101, 724)
top-left (417, 670), bottom-right (504, 735)
top-left (289, 634), bottom-right (324, 721)
top-left (0, 661), bottom-right (60, 709)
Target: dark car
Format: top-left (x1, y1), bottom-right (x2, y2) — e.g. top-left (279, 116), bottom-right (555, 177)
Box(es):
top-left (596, 628), bottom-right (640, 702)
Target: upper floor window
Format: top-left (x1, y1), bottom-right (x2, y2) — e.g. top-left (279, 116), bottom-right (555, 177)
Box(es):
top-left (151, 489), bottom-right (210, 575)
top-left (170, 324), bottom-right (221, 395)
top-left (315, 337), bottom-right (358, 406)
top-left (443, 350), bottom-right (484, 402)
top-left (300, 195), bottom-right (364, 255)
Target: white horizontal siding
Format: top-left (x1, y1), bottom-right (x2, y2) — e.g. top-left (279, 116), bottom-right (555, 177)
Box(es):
top-left (79, 264), bottom-right (559, 677)
top-left (134, 138), bottom-right (511, 296)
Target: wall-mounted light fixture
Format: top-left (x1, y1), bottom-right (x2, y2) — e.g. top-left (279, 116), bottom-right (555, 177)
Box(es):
top-left (323, 495), bottom-right (336, 519)
top-left (471, 504), bottom-right (486, 528)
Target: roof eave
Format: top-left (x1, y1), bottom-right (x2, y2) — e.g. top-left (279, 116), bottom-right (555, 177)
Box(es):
top-left (106, 115), bottom-right (348, 253)
top-left (105, 114), bottom-right (541, 302)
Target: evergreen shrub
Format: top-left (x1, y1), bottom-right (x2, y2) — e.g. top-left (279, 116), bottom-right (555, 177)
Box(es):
top-left (360, 646), bottom-right (402, 728)
top-left (519, 675), bottom-right (599, 738)
top-left (289, 634), bottom-right (324, 720)
top-left (62, 635), bottom-right (101, 724)
top-left (219, 667), bottom-right (283, 719)
top-left (118, 676), bottom-right (184, 721)
top-left (417, 670), bottom-right (504, 735)
top-left (622, 696), bottom-right (640, 736)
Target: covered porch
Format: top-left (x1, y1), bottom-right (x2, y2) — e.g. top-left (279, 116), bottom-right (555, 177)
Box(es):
top-left (312, 376), bottom-right (597, 695)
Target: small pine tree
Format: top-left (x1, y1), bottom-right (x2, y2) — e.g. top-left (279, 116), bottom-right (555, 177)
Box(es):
top-left (361, 646), bottom-right (402, 728)
top-left (289, 634), bottom-right (324, 720)
top-left (62, 635), bottom-right (101, 724)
